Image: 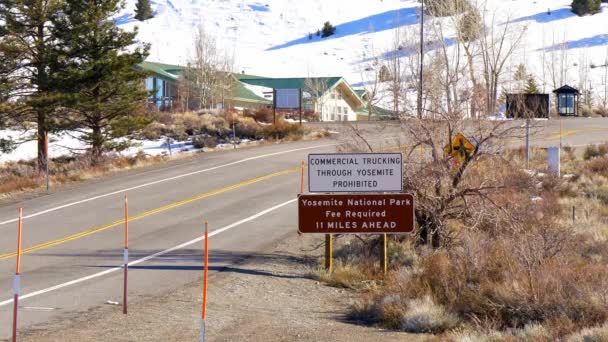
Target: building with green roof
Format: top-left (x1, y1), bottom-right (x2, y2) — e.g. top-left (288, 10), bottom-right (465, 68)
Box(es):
top-left (137, 61), bottom-right (271, 110)
top-left (238, 76), bottom-right (364, 121)
top-left (137, 61), bottom-right (393, 121)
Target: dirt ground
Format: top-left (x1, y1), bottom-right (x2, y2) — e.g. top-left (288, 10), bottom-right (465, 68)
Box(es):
top-left (16, 234), bottom-right (426, 342)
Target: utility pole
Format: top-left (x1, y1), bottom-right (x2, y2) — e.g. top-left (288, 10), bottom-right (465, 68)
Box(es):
top-left (45, 132), bottom-right (49, 193)
top-left (232, 115), bottom-right (236, 149)
top-left (525, 118), bottom-right (530, 169)
top-left (417, 0), bottom-right (424, 119)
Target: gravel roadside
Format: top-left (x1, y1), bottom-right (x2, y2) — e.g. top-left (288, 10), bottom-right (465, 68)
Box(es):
top-left (15, 234), bottom-right (426, 341)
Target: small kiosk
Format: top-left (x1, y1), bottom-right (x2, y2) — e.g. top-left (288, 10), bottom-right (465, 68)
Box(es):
top-left (553, 85), bottom-right (579, 116)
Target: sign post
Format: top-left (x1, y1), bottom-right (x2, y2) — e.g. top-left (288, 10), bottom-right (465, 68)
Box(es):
top-left (324, 234), bottom-right (333, 272)
top-left (382, 233), bottom-right (388, 274)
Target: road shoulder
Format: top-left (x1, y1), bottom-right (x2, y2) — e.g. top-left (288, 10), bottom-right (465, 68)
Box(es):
top-left (17, 234), bottom-right (423, 341)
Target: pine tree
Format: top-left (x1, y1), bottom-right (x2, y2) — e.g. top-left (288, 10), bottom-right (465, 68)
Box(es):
top-left (321, 21), bottom-right (336, 37)
top-left (134, 0), bottom-right (154, 21)
top-left (0, 0), bottom-right (62, 171)
top-left (51, 0), bottom-right (151, 162)
top-left (514, 64), bottom-right (528, 82)
top-left (525, 75), bottom-right (540, 94)
top-left (571, 0), bottom-right (601, 16)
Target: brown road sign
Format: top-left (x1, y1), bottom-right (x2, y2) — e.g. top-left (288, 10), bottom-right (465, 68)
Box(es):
top-left (298, 194), bottom-right (415, 234)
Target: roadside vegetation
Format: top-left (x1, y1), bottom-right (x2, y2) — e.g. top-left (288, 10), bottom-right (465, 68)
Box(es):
top-left (0, 112), bottom-right (323, 198)
top-left (314, 139), bottom-right (608, 339)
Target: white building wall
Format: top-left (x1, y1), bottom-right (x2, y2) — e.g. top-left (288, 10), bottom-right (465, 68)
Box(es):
top-left (316, 88), bottom-right (358, 122)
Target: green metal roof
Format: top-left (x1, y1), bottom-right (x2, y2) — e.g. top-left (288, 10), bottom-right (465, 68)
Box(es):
top-left (356, 105), bottom-right (397, 118)
top-left (238, 77), bottom-right (343, 90)
top-left (137, 61), bottom-right (184, 81)
top-left (233, 73), bottom-right (271, 81)
top-left (231, 75), bottom-right (272, 104)
top-left (354, 89), bottom-right (367, 98)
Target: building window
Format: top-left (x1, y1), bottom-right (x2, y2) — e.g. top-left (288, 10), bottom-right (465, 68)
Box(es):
top-left (558, 94), bottom-right (575, 114)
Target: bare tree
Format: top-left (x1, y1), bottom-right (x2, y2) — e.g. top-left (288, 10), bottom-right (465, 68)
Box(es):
top-left (600, 47), bottom-right (608, 110)
top-left (386, 26), bottom-right (405, 116)
top-left (342, 116), bottom-right (527, 248)
top-left (577, 49), bottom-right (592, 108)
top-left (184, 26), bottom-right (233, 110)
top-left (358, 31), bottom-right (385, 121)
top-left (304, 77), bottom-right (329, 120)
top-left (479, 7), bottom-right (526, 114)
top-left (546, 32), bottom-right (569, 91)
top-left (456, 6), bottom-right (484, 118)
top-left (425, 9), bottom-right (469, 119)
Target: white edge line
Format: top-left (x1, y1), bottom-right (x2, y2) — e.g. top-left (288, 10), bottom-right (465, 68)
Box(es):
top-left (0, 198), bottom-right (297, 307)
top-left (0, 144), bottom-right (333, 226)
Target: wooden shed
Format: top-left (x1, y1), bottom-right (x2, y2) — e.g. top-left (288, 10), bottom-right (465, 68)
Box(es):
top-left (505, 93), bottom-right (550, 119)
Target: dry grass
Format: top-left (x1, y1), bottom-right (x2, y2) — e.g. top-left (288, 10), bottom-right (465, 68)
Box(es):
top-left (583, 143), bottom-right (608, 161)
top-left (1, 111), bottom-right (328, 199)
top-left (313, 262), bottom-right (371, 290)
top-left (316, 147), bottom-right (608, 338)
top-left (400, 296), bottom-right (460, 334)
top-left (0, 153), bottom-right (168, 200)
top-left (566, 323), bottom-right (608, 341)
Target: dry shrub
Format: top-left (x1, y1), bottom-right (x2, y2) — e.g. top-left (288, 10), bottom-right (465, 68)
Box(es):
top-left (584, 143), bottom-right (608, 161)
top-left (567, 323), bottom-right (608, 341)
top-left (349, 289), bottom-right (459, 333)
top-left (308, 128), bottom-right (330, 139)
top-left (199, 114), bottom-right (229, 136)
top-left (447, 324), bottom-right (552, 341)
top-left (586, 157), bottom-right (608, 178)
top-left (345, 189), bottom-right (608, 337)
top-left (244, 107), bottom-right (273, 123)
top-left (0, 175), bottom-right (41, 194)
top-left (174, 112), bottom-right (203, 133)
top-left (314, 262), bottom-right (370, 289)
top-left (0, 152), bottom-right (165, 197)
top-left (259, 121), bottom-right (305, 140)
top-left (191, 135), bottom-right (218, 149)
top-left (235, 116), bottom-right (261, 139)
top-left (141, 121), bottom-right (166, 140)
top-left (400, 296), bottom-right (460, 333)
top-left (315, 147), bottom-right (608, 337)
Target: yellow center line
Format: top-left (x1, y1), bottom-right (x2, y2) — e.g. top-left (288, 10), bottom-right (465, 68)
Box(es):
top-left (0, 166), bottom-right (300, 260)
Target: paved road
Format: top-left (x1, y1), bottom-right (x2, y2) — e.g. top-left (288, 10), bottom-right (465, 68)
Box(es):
top-left (0, 118), bottom-right (607, 339)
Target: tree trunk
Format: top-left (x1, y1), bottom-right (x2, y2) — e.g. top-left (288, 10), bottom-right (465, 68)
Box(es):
top-left (37, 110), bottom-right (47, 172)
top-left (91, 124), bottom-right (103, 164)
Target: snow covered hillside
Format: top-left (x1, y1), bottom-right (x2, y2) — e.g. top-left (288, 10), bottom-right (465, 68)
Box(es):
top-left (118, 0), bottom-right (608, 91)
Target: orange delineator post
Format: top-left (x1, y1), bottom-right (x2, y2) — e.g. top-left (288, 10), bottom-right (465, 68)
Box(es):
top-left (202, 221), bottom-right (209, 320)
top-left (123, 194), bottom-right (129, 315)
top-left (300, 160), bottom-right (305, 194)
top-left (200, 221), bottom-right (209, 341)
top-left (12, 208), bottom-right (23, 342)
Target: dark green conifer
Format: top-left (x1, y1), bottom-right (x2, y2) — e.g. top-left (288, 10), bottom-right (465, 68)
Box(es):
top-left (135, 0), bottom-right (154, 21)
top-left (0, 0), bottom-right (62, 171)
top-left (51, 0), bottom-right (151, 162)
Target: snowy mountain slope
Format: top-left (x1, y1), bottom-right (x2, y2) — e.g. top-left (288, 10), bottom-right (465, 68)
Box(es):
top-left (116, 0), bottom-right (608, 92)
